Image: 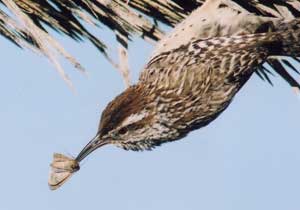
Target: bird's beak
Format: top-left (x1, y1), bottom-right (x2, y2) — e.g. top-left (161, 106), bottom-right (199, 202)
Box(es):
top-left (75, 134), bottom-right (109, 162)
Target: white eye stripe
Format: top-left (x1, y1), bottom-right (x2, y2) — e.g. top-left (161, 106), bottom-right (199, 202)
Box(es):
top-left (120, 111), bottom-right (147, 128)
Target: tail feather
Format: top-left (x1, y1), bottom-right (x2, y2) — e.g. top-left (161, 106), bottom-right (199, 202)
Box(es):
top-left (256, 19), bottom-right (300, 91)
top-left (275, 19), bottom-right (300, 56)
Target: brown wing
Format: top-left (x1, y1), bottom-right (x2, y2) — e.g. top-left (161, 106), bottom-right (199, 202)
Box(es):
top-left (139, 33), bottom-right (272, 91)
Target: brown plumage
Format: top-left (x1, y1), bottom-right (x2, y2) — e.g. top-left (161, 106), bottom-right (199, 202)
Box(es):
top-left (49, 16), bottom-right (300, 189)
top-left (75, 19), bottom-right (300, 161)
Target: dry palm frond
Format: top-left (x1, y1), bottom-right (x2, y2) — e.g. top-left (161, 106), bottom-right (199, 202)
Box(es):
top-left (0, 0), bottom-right (300, 87)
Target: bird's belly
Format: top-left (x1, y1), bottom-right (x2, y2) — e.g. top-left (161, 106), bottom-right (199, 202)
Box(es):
top-left (175, 80), bottom-right (245, 134)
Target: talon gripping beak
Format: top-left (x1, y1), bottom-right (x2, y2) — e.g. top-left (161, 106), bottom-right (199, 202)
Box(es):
top-left (76, 134), bottom-right (108, 162)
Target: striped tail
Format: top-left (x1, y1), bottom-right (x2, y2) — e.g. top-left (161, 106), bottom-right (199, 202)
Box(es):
top-left (256, 19), bottom-right (300, 91)
top-left (276, 19), bottom-right (300, 56)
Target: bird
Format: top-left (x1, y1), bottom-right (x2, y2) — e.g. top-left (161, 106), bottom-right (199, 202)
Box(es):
top-left (75, 20), bottom-right (300, 161)
top-left (49, 0), bottom-right (300, 189)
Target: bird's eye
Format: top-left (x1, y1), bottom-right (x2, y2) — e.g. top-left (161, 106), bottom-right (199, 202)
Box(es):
top-left (119, 127), bottom-right (128, 135)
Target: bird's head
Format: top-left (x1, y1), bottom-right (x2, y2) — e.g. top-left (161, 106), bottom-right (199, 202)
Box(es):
top-left (76, 85), bottom-right (165, 161)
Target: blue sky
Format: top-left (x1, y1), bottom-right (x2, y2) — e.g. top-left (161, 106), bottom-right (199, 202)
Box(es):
top-left (0, 22), bottom-right (300, 210)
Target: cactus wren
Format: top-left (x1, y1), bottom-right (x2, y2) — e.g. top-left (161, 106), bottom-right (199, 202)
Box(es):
top-left (75, 20), bottom-right (300, 162)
